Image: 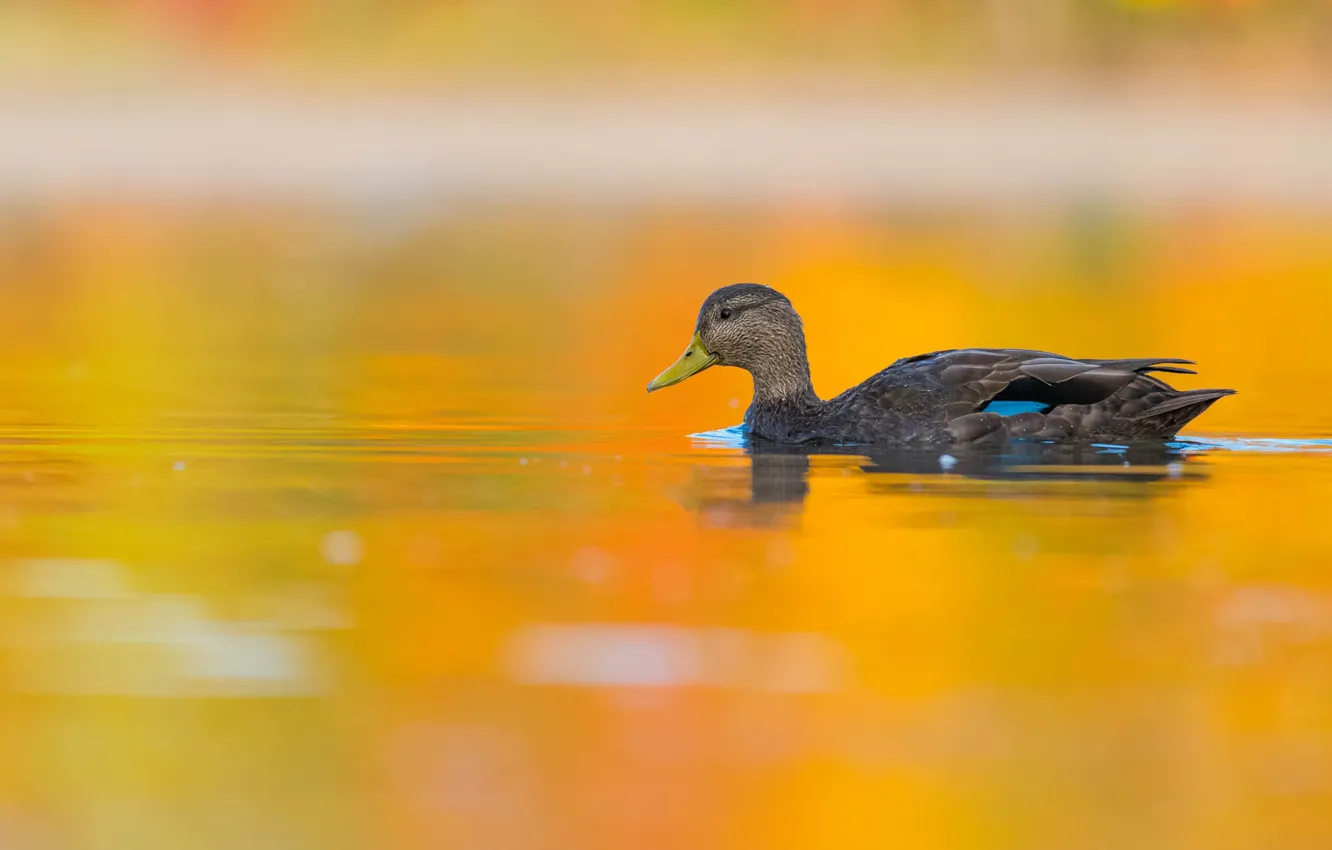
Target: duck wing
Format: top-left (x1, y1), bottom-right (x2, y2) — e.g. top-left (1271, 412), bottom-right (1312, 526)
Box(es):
top-left (855, 349), bottom-right (1226, 442)
top-left (891, 348), bottom-right (1180, 406)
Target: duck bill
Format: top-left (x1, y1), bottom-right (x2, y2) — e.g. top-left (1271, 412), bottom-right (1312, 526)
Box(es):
top-left (647, 333), bottom-right (719, 392)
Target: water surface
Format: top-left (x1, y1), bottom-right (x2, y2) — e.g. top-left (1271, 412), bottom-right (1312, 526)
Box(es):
top-left (1, 206), bottom-right (1331, 850)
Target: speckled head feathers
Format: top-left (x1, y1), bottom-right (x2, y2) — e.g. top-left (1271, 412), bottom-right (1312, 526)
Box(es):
top-left (695, 283), bottom-right (791, 329)
top-left (691, 284), bottom-right (815, 403)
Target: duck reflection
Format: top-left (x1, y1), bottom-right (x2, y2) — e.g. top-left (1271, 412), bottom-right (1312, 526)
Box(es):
top-left (690, 429), bottom-right (1213, 522)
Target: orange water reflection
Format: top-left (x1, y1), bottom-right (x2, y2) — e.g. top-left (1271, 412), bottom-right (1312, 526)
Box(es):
top-left (1, 205), bottom-right (1331, 850)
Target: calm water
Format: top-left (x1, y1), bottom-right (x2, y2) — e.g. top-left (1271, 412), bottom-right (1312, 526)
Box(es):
top-left (2, 206), bottom-right (1332, 849)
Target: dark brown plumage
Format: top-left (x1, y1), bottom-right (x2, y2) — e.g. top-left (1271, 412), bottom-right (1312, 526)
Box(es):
top-left (648, 283), bottom-right (1234, 445)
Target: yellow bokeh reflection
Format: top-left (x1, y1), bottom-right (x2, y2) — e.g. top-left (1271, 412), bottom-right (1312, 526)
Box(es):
top-left (1, 204), bottom-right (1331, 850)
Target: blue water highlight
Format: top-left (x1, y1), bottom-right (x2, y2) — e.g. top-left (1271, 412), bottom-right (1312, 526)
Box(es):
top-left (689, 424), bottom-right (1332, 455)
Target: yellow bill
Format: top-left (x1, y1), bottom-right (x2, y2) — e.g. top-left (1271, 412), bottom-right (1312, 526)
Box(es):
top-left (647, 332), bottom-right (719, 392)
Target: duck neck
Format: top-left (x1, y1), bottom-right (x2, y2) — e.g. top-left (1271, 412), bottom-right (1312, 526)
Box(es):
top-left (749, 348), bottom-right (820, 408)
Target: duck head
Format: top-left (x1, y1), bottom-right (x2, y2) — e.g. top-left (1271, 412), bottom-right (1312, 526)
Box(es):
top-left (647, 284), bottom-right (814, 402)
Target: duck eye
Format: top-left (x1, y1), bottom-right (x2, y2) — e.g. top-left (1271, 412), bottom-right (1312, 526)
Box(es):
top-left (719, 308), bottom-right (733, 320)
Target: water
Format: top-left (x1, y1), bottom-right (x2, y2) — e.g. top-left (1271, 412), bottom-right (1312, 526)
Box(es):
top-left (2, 206), bottom-right (1332, 849)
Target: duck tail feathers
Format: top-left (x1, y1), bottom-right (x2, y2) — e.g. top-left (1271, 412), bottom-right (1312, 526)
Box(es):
top-left (1091, 357), bottom-right (1198, 376)
top-left (1128, 388), bottom-right (1237, 423)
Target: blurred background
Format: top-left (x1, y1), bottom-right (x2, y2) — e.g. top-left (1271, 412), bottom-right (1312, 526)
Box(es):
top-left (2, 3), bottom-right (1332, 850)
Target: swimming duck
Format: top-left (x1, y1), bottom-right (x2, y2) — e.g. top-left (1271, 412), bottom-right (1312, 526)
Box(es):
top-left (647, 284), bottom-right (1233, 444)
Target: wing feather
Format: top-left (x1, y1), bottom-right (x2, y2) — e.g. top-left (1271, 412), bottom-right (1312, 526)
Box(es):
top-left (898, 349), bottom-right (1207, 420)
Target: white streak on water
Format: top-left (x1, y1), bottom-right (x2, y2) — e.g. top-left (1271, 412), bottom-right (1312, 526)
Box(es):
top-left (507, 624), bottom-right (846, 692)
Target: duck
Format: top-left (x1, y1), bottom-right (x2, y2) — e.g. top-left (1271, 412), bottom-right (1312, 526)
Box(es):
top-left (647, 283), bottom-right (1234, 444)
